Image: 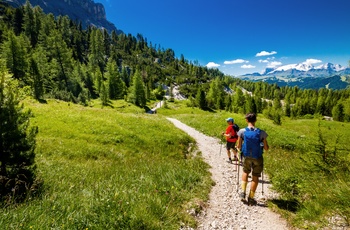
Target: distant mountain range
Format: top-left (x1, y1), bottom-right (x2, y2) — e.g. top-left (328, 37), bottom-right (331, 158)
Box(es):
top-left (239, 62), bottom-right (350, 89)
top-left (3, 0), bottom-right (122, 33)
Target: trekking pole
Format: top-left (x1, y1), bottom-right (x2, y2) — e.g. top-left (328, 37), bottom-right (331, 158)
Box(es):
top-left (235, 149), bottom-right (238, 172)
top-left (262, 169), bottom-right (264, 195)
top-left (219, 140), bottom-right (222, 156)
top-left (236, 150), bottom-right (240, 192)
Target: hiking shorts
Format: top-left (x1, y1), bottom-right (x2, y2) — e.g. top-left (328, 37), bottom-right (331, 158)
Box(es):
top-left (242, 157), bottom-right (264, 177)
top-left (226, 142), bottom-right (236, 150)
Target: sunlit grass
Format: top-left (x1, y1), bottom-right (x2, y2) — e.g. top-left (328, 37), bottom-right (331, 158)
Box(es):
top-left (0, 98), bottom-right (212, 229)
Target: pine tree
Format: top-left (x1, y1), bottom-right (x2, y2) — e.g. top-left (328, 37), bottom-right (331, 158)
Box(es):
top-left (129, 69), bottom-right (146, 107)
top-left (196, 87), bottom-right (206, 110)
top-left (46, 29), bottom-right (73, 91)
top-left (285, 101), bottom-right (291, 117)
top-left (332, 102), bottom-right (344, 122)
top-left (1, 31), bottom-right (28, 82)
top-left (0, 68), bottom-right (38, 203)
top-left (28, 57), bottom-right (43, 100)
top-left (106, 59), bottom-right (125, 99)
top-left (23, 0), bottom-right (36, 46)
top-left (100, 81), bottom-right (109, 106)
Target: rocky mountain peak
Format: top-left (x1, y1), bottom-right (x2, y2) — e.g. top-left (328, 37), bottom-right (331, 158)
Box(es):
top-left (3, 0), bottom-right (122, 33)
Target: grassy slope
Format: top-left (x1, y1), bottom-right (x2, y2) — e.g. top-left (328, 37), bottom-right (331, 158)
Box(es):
top-left (159, 100), bottom-right (350, 229)
top-left (1, 98), bottom-right (349, 229)
top-left (0, 99), bottom-right (212, 229)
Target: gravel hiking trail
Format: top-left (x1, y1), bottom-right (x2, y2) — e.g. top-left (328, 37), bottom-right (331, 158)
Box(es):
top-left (167, 118), bottom-right (291, 230)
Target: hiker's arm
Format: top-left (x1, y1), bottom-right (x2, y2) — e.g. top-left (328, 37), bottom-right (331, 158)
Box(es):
top-left (263, 138), bottom-right (269, 151)
top-left (236, 137), bottom-right (242, 150)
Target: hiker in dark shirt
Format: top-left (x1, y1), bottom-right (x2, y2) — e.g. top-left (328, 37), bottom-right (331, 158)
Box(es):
top-left (236, 113), bottom-right (269, 205)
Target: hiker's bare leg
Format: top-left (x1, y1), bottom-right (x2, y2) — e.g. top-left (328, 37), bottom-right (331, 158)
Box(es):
top-left (241, 172), bottom-right (248, 193)
top-left (250, 175), bottom-right (259, 192)
top-left (226, 149), bottom-right (231, 159)
top-left (242, 172), bottom-right (248, 182)
top-left (232, 149), bottom-right (237, 158)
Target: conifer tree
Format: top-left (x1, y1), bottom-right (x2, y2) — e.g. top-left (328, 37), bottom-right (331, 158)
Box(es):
top-left (129, 69), bottom-right (146, 107)
top-left (232, 87), bottom-right (244, 113)
top-left (100, 81), bottom-right (109, 106)
top-left (285, 100), bottom-right (291, 117)
top-left (28, 57), bottom-right (43, 100)
top-left (46, 29), bottom-right (73, 91)
top-left (23, 0), bottom-right (36, 46)
top-left (1, 31), bottom-right (28, 82)
top-left (0, 67), bottom-right (38, 202)
top-left (88, 28), bottom-right (106, 74)
top-left (225, 95), bottom-right (232, 112)
top-left (332, 102), bottom-right (344, 121)
top-left (196, 87), bottom-right (206, 110)
top-left (106, 59), bottom-right (125, 99)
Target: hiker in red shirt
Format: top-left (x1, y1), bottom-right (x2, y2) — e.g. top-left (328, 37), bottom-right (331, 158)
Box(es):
top-left (222, 117), bottom-right (239, 163)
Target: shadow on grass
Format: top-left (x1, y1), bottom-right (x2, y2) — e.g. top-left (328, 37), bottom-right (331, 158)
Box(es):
top-left (38, 99), bottom-right (47, 104)
top-left (270, 198), bottom-right (300, 213)
top-left (203, 107), bottom-right (216, 113)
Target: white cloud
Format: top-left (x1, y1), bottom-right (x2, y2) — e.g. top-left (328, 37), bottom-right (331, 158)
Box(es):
top-left (303, 59), bottom-right (322, 65)
top-left (259, 59), bottom-right (269, 63)
top-left (241, 64), bottom-right (256, 69)
top-left (267, 61), bottom-right (282, 68)
top-left (206, 62), bottom-right (220, 68)
top-left (224, 59), bottom-right (248, 65)
top-left (256, 51), bottom-right (277, 57)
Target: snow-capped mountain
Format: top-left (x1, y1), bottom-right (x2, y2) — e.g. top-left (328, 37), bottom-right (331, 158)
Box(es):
top-left (260, 62), bottom-right (347, 76)
top-left (241, 62), bottom-right (349, 78)
top-left (239, 62), bottom-right (350, 89)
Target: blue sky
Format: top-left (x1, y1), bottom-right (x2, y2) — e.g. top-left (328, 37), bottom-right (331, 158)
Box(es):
top-left (95, 0), bottom-right (350, 76)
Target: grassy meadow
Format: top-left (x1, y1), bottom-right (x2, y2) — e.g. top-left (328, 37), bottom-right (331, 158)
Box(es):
top-left (159, 100), bottom-right (350, 229)
top-left (1, 97), bottom-right (349, 229)
top-left (0, 99), bottom-right (212, 229)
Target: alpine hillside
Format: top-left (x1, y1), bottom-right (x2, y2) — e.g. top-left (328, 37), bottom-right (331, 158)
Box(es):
top-left (239, 62), bottom-right (350, 89)
top-left (2, 0), bottom-right (121, 33)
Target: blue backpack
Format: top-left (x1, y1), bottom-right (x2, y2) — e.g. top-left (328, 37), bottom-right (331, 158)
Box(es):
top-left (242, 127), bottom-right (262, 159)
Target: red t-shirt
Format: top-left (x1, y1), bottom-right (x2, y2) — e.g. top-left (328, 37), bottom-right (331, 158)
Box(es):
top-left (225, 125), bottom-right (237, 142)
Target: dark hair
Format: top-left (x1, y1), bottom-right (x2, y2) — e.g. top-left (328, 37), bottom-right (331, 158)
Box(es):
top-left (245, 113), bottom-right (257, 123)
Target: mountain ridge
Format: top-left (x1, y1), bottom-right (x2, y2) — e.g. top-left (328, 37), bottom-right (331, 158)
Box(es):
top-left (3, 0), bottom-right (122, 33)
top-left (242, 62), bottom-right (349, 78)
top-left (239, 62), bottom-right (350, 89)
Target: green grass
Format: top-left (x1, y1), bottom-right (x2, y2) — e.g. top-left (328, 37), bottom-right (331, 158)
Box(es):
top-left (159, 99), bottom-right (350, 229)
top-left (2, 98), bottom-right (350, 229)
top-left (0, 99), bottom-right (212, 229)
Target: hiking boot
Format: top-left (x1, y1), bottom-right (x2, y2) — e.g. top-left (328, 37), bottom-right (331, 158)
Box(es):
top-left (228, 158), bottom-right (232, 164)
top-left (233, 156), bottom-right (239, 161)
top-left (239, 192), bottom-right (246, 201)
top-left (247, 197), bottom-right (257, 206)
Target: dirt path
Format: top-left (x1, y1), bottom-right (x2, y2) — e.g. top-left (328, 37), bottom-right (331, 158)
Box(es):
top-left (167, 118), bottom-right (290, 230)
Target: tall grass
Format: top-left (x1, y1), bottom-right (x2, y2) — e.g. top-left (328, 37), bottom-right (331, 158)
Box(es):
top-left (0, 99), bottom-right (212, 229)
top-left (160, 100), bottom-right (350, 229)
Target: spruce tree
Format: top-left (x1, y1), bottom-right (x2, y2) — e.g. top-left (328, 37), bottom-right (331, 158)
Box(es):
top-left (0, 67), bottom-right (38, 203)
top-left (196, 87), bottom-right (206, 110)
top-left (28, 57), bottom-right (43, 100)
top-left (332, 102), bottom-right (344, 122)
top-left (129, 69), bottom-right (146, 107)
top-left (1, 31), bottom-right (28, 82)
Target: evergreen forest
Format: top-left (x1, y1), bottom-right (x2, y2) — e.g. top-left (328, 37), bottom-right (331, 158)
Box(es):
top-left (0, 1), bottom-right (349, 121)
